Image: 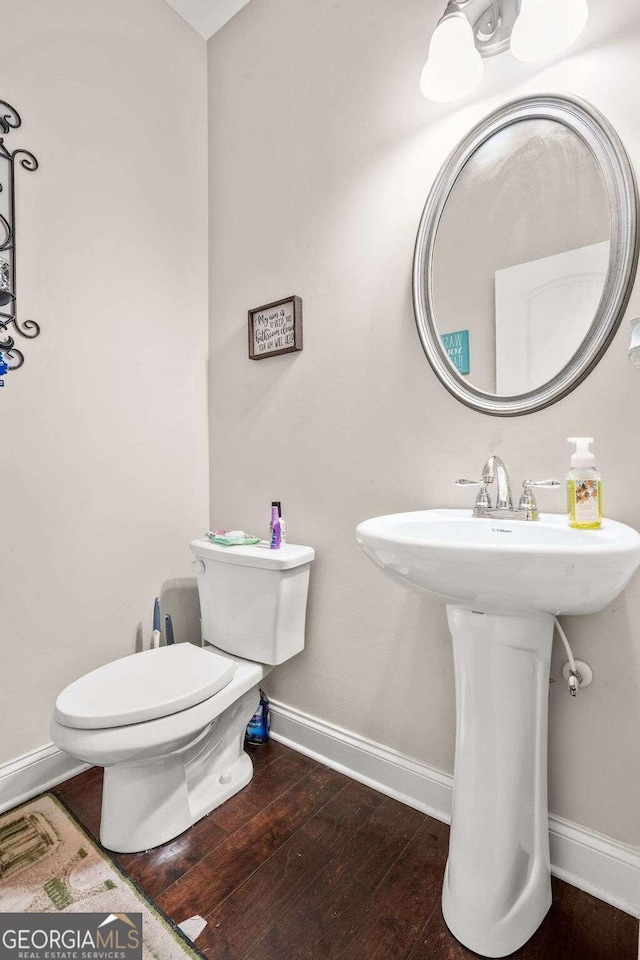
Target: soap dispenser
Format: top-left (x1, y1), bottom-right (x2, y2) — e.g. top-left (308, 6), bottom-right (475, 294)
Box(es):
top-left (567, 437), bottom-right (602, 530)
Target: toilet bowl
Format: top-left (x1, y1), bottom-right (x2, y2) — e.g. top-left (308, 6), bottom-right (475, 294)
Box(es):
top-left (51, 540), bottom-right (314, 853)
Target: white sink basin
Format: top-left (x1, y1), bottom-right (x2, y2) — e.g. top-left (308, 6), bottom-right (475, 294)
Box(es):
top-left (356, 507), bottom-right (640, 958)
top-left (356, 509), bottom-right (640, 615)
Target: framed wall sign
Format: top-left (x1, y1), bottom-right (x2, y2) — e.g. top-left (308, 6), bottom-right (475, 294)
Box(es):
top-left (441, 330), bottom-right (470, 376)
top-left (248, 295), bottom-right (303, 360)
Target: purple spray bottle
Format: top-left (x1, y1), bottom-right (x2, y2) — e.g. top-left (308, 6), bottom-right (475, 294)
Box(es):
top-left (269, 502), bottom-right (281, 549)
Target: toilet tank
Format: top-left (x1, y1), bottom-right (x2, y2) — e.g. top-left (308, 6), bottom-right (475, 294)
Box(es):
top-left (189, 539), bottom-right (315, 665)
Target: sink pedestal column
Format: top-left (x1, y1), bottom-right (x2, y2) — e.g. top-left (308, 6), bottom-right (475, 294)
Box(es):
top-left (442, 606), bottom-right (554, 958)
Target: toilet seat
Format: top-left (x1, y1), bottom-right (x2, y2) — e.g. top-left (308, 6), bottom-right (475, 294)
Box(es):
top-left (50, 648), bottom-right (266, 771)
top-left (54, 644), bottom-right (236, 730)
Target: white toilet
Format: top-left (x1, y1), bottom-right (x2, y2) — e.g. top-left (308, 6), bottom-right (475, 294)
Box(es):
top-left (50, 539), bottom-right (314, 853)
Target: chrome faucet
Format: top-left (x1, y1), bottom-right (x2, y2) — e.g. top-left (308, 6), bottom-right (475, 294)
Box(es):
top-left (456, 456), bottom-right (561, 521)
top-left (482, 455), bottom-right (513, 511)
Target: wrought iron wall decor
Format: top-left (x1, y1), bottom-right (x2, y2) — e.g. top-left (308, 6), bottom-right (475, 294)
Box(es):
top-left (0, 100), bottom-right (40, 379)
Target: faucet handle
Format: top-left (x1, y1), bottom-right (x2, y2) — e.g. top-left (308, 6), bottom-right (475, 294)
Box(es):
top-left (456, 479), bottom-right (492, 513)
top-left (522, 479), bottom-right (562, 490)
top-left (518, 479), bottom-right (561, 520)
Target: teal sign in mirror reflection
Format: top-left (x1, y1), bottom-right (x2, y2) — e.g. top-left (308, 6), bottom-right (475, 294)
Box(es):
top-left (441, 330), bottom-right (470, 375)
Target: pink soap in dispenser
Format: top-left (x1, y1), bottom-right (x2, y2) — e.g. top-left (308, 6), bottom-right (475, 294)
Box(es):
top-left (269, 503), bottom-right (282, 549)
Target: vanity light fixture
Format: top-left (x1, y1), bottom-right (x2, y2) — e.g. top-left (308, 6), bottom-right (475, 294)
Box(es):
top-left (510, 0), bottom-right (588, 61)
top-left (420, 13), bottom-right (484, 103)
top-left (421, 0), bottom-right (589, 103)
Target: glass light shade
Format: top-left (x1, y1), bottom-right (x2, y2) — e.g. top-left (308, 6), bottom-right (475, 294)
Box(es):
top-left (420, 14), bottom-right (484, 103)
top-left (511, 0), bottom-right (588, 62)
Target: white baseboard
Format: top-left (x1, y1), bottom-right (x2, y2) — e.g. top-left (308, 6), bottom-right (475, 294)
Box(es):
top-left (270, 699), bottom-right (640, 920)
top-left (0, 743), bottom-right (89, 814)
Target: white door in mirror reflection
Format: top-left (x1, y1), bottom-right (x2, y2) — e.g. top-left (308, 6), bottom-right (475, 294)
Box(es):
top-left (495, 241), bottom-right (610, 395)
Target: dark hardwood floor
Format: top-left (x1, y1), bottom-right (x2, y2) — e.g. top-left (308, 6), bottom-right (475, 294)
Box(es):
top-left (52, 743), bottom-right (638, 960)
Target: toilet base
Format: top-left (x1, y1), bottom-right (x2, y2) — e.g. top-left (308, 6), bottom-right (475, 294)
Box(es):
top-left (100, 686), bottom-right (260, 853)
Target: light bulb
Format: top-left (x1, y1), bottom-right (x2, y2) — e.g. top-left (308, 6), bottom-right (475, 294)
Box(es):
top-left (511, 0), bottom-right (588, 62)
top-left (420, 14), bottom-right (484, 103)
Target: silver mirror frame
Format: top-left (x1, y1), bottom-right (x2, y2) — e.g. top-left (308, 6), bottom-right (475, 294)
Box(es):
top-left (413, 94), bottom-right (639, 417)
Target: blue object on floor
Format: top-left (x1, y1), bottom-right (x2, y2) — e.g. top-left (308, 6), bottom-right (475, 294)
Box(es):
top-left (153, 597), bottom-right (161, 633)
top-left (246, 689), bottom-right (270, 744)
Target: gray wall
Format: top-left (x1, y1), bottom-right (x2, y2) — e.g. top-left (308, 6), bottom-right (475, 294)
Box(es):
top-left (207, 0), bottom-right (640, 848)
top-left (1, 0), bottom-right (209, 764)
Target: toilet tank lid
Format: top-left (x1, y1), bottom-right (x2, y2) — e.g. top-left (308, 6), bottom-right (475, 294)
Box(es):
top-left (190, 539), bottom-right (315, 570)
top-left (54, 644), bottom-right (236, 730)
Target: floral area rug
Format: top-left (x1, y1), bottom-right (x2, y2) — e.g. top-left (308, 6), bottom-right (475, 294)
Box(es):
top-left (0, 793), bottom-right (205, 960)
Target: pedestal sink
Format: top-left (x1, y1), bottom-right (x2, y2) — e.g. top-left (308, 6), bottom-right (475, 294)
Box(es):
top-left (356, 509), bottom-right (640, 958)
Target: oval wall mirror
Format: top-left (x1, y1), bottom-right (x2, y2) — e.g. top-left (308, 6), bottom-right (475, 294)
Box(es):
top-left (413, 94), bottom-right (639, 416)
